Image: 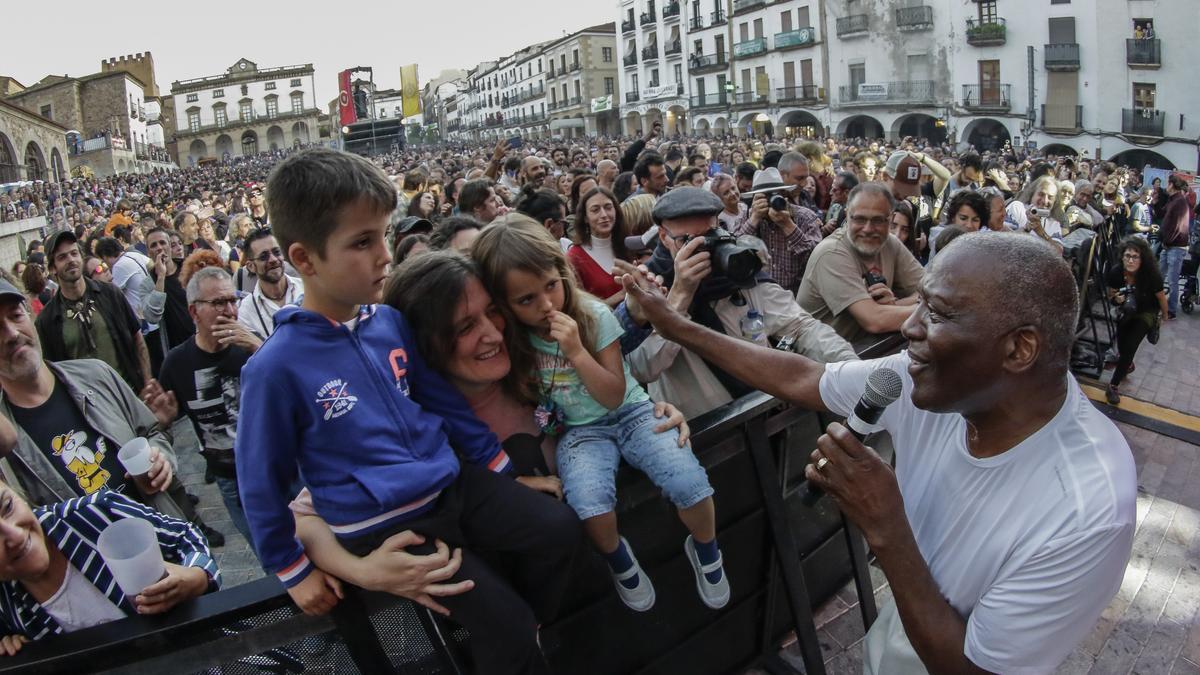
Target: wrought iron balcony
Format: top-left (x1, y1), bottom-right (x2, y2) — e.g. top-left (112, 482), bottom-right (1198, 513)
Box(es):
top-left (640, 12), bottom-right (656, 26)
top-left (691, 93), bottom-right (728, 110)
top-left (642, 45), bottom-right (660, 61)
top-left (837, 14), bottom-right (869, 38)
top-left (622, 19), bottom-right (635, 33)
top-left (626, 91), bottom-right (640, 103)
top-left (1041, 104), bottom-right (1083, 131)
top-left (570, 61), bottom-right (581, 72)
top-left (1045, 43), bottom-right (1080, 71)
top-left (733, 0), bottom-right (765, 14)
top-left (733, 91), bottom-right (769, 106)
top-left (733, 37), bottom-right (768, 58)
top-left (1126, 39), bottom-right (1161, 68)
top-left (689, 16), bottom-right (703, 31)
top-left (1123, 108), bottom-right (1165, 136)
top-left (966, 18), bottom-right (1006, 46)
top-left (838, 80), bottom-right (935, 106)
top-left (689, 53), bottom-right (727, 72)
top-left (961, 84), bottom-right (1011, 111)
top-left (775, 27), bottom-right (816, 50)
top-left (711, 10), bottom-right (726, 26)
top-left (776, 85), bottom-right (820, 103)
top-left (663, 1), bottom-right (680, 20)
top-left (665, 39), bottom-right (682, 56)
top-left (896, 5), bottom-right (933, 31)
top-left (623, 53), bottom-right (638, 67)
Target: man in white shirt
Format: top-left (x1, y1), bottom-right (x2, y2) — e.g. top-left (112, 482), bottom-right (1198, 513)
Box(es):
top-left (236, 230), bottom-right (302, 339)
top-left (624, 231), bottom-right (1136, 674)
top-left (96, 236), bottom-right (153, 320)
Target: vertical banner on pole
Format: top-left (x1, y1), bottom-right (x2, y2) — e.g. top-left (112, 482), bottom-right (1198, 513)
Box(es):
top-left (338, 69), bottom-right (357, 126)
top-left (401, 65), bottom-right (420, 118)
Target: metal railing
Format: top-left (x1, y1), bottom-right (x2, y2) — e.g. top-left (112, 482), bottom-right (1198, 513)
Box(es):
top-left (626, 91), bottom-right (640, 102)
top-left (665, 39), bottom-right (682, 56)
top-left (775, 27), bottom-right (816, 49)
top-left (640, 11), bottom-right (656, 25)
top-left (689, 16), bottom-right (703, 30)
top-left (690, 53), bottom-right (727, 71)
top-left (569, 61), bottom-right (581, 72)
top-left (896, 5), bottom-right (933, 30)
top-left (1041, 103), bottom-right (1083, 130)
top-left (663, 1), bottom-right (680, 19)
top-left (838, 80), bottom-right (935, 105)
top-left (711, 9), bottom-right (726, 25)
top-left (733, 0), bottom-right (765, 13)
top-left (1126, 39), bottom-right (1161, 66)
top-left (733, 37), bottom-right (768, 58)
top-left (691, 93), bottom-right (728, 109)
top-left (622, 18), bottom-right (635, 33)
top-left (1045, 43), bottom-right (1081, 70)
top-left (837, 14), bottom-right (869, 37)
top-left (623, 53), bottom-right (638, 67)
top-left (642, 45), bottom-right (660, 61)
top-left (961, 83), bottom-right (1011, 110)
top-left (776, 85), bottom-right (821, 102)
top-left (1122, 108), bottom-right (1165, 136)
top-left (733, 91), bottom-right (769, 106)
top-left (966, 17), bottom-right (1006, 45)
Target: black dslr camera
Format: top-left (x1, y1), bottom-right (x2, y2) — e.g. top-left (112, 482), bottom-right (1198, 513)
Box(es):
top-left (863, 270), bottom-right (888, 288)
top-left (693, 229), bottom-right (763, 287)
top-left (769, 194), bottom-right (789, 212)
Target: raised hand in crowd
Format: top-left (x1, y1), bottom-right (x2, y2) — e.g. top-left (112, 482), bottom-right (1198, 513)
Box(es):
top-left (141, 378), bottom-right (179, 428)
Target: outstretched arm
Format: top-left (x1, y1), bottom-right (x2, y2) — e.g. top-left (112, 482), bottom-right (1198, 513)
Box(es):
top-left (620, 275), bottom-right (828, 411)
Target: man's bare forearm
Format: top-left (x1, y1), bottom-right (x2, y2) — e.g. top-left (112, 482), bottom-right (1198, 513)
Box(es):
top-left (656, 312), bottom-right (827, 411)
top-left (135, 332), bottom-right (152, 383)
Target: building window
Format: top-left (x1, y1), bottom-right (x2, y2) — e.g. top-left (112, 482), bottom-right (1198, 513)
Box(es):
top-left (290, 78), bottom-right (302, 87)
top-left (213, 89), bottom-right (225, 98)
top-left (978, 0), bottom-right (997, 22)
top-left (266, 97), bottom-right (279, 117)
top-left (603, 47), bottom-right (613, 62)
top-left (215, 107), bottom-right (228, 126)
top-left (186, 93), bottom-right (198, 103)
top-left (291, 92), bottom-right (304, 113)
top-left (605, 77), bottom-right (614, 95)
top-left (240, 101), bottom-right (253, 121)
top-left (265, 82), bottom-right (277, 90)
top-left (187, 110), bottom-right (200, 132)
top-left (39, 105), bottom-right (52, 120)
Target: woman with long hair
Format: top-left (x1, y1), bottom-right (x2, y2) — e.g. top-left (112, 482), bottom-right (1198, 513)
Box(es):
top-left (406, 191), bottom-right (438, 220)
top-left (1105, 236), bottom-right (1169, 404)
top-left (890, 200), bottom-right (921, 260)
top-left (568, 174), bottom-right (598, 216)
top-left (568, 187), bottom-right (629, 306)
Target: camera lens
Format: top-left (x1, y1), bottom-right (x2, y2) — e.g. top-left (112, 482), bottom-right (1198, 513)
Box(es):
top-left (769, 195), bottom-right (788, 212)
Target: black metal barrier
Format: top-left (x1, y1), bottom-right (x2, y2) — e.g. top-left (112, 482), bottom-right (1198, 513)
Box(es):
top-left (2, 335), bottom-right (906, 675)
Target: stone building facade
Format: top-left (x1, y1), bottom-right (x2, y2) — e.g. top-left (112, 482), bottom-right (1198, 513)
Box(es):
top-left (170, 58), bottom-right (321, 165)
top-left (545, 23), bottom-right (619, 138)
top-left (0, 99), bottom-right (70, 182)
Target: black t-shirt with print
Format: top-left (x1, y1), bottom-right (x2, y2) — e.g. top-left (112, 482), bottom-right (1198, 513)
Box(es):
top-left (9, 377), bottom-right (128, 496)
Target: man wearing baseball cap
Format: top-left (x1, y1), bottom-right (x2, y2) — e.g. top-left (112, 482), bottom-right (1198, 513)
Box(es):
top-left (881, 151), bottom-right (951, 256)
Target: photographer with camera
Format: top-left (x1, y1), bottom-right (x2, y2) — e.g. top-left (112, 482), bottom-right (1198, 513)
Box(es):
top-left (1005, 175), bottom-right (1064, 250)
top-left (637, 187), bottom-right (856, 418)
top-left (728, 165), bottom-right (822, 293)
top-left (1105, 237), bottom-right (1169, 404)
top-left (796, 183), bottom-right (924, 344)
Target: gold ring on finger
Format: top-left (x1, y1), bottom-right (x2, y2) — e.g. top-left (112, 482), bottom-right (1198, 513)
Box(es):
top-left (817, 457), bottom-right (829, 471)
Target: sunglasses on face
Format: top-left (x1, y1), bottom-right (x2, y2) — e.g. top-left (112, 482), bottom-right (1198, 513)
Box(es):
top-left (88, 262), bottom-right (108, 277)
top-left (254, 247), bottom-right (283, 263)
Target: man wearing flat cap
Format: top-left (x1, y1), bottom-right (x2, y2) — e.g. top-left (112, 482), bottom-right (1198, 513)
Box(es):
top-left (628, 187), bottom-right (856, 418)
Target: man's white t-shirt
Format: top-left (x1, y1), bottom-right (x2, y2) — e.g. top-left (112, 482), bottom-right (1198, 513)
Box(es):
top-left (111, 250), bottom-right (154, 327)
top-left (819, 352), bottom-right (1136, 674)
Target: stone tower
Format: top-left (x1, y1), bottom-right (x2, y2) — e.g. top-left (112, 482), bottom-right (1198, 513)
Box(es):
top-left (101, 52), bottom-right (158, 98)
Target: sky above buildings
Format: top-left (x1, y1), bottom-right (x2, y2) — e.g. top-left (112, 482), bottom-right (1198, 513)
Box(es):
top-left (9, 0), bottom-right (616, 102)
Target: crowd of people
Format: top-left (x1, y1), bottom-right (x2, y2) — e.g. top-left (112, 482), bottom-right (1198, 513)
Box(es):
top-left (0, 125), bottom-right (1193, 673)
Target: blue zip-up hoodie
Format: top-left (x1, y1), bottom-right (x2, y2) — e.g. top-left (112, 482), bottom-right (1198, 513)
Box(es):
top-left (235, 304), bottom-right (510, 587)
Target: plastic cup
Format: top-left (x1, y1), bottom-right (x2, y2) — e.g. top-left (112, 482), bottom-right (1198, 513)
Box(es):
top-left (96, 518), bottom-right (165, 598)
top-left (118, 437), bottom-right (152, 476)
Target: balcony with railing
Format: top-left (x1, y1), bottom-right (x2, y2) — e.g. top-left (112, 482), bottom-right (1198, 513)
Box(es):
top-left (1045, 43), bottom-right (1080, 71)
top-left (546, 68), bottom-right (559, 80)
top-left (711, 10), bottom-right (726, 25)
top-left (776, 85), bottom-right (821, 103)
top-left (624, 52), bottom-right (638, 67)
top-left (838, 80), bottom-right (936, 107)
top-left (837, 14), bottom-right (869, 38)
top-left (689, 15), bottom-right (703, 31)
top-left (689, 53), bottom-right (728, 73)
top-left (896, 5), bottom-right (933, 30)
top-left (733, 37), bottom-right (768, 58)
top-left (691, 93), bottom-right (728, 110)
top-left (1126, 39), bottom-right (1161, 68)
top-left (663, 1), bottom-right (680, 20)
top-left (1123, 108), bottom-right (1165, 136)
top-left (569, 61), bottom-right (581, 72)
top-left (642, 45), bottom-right (660, 61)
top-left (966, 17), bottom-right (1006, 46)
top-left (625, 91), bottom-right (640, 103)
top-left (622, 18), bottom-right (635, 33)
top-left (775, 27), bottom-right (816, 50)
top-left (1041, 103), bottom-right (1083, 131)
top-left (640, 11), bottom-right (656, 26)
top-left (733, 91), bottom-right (769, 107)
top-left (665, 39), bottom-right (682, 57)
top-left (961, 84), bottom-right (1011, 112)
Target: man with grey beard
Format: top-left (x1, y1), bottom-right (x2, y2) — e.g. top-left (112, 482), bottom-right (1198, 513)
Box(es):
top-left (796, 183), bottom-right (924, 344)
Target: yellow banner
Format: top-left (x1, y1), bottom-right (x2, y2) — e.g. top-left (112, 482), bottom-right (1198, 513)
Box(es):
top-left (401, 64), bottom-right (420, 118)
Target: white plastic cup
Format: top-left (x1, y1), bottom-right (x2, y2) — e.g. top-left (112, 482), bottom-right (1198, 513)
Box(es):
top-left (118, 437), bottom-right (153, 477)
top-left (96, 518), bottom-right (165, 597)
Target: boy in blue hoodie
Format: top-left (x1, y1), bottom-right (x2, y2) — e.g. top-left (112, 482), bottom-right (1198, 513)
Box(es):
top-left (235, 148), bottom-right (581, 675)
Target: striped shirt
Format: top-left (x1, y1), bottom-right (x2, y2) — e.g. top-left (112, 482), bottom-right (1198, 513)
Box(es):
top-left (0, 490), bottom-right (220, 640)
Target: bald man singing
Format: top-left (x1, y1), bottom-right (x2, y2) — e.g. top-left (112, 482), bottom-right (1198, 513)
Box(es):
top-left (624, 232), bottom-right (1135, 674)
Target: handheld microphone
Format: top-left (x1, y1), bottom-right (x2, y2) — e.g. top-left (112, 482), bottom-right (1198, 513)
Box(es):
top-left (802, 367), bottom-right (903, 507)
